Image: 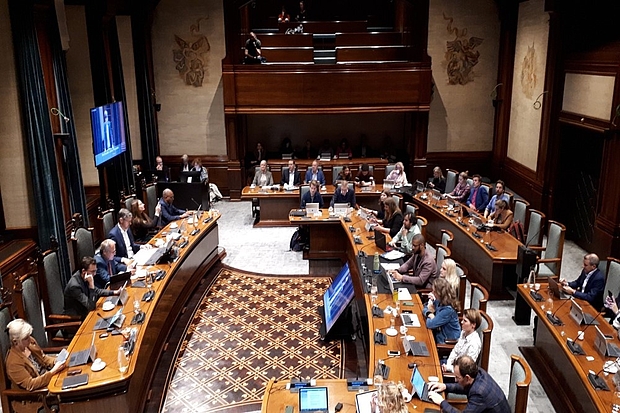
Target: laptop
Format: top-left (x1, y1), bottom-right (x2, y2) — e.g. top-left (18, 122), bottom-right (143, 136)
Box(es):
top-left (68, 332), bottom-right (97, 367)
top-left (594, 325), bottom-right (620, 357)
top-left (333, 203), bottom-right (349, 216)
top-left (105, 285), bottom-right (129, 307)
top-left (401, 312), bottom-right (421, 328)
top-left (431, 189), bottom-right (442, 200)
top-left (569, 300), bottom-right (599, 325)
top-left (374, 229), bottom-right (387, 251)
top-left (355, 390), bottom-right (379, 413)
top-left (299, 386), bottom-right (329, 413)
top-left (93, 306), bottom-right (126, 331)
top-left (306, 202), bottom-right (320, 217)
top-left (415, 180), bottom-right (425, 194)
top-left (383, 179), bottom-right (395, 191)
top-left (402, 337), bottom-right (430, 356)
top-left (410, 366), bottom-right (432, 402)
top-left (549, 277), bottom-right (570, 300)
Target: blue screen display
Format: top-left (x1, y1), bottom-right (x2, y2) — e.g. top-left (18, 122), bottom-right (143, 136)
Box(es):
top-left (323, 263), bottom-right (355, 333)
top-left (91, 101), bottom-right (127, 167)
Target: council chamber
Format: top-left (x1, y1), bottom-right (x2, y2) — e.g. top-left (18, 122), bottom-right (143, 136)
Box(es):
top-left (0, 0), bottom-right (620, 412)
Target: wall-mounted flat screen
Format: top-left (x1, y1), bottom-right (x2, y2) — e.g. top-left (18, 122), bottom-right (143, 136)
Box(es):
top-left (91, 101), bottom-right (126, 167)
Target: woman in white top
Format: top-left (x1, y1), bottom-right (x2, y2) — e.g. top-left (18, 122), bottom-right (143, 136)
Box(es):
top-left (386, 162), bottom-right (408, 185)
top-left (442, 308), bottom-right (482, 373)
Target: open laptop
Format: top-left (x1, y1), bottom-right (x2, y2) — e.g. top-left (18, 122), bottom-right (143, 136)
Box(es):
top-left (415, 180), bottom-right (425, 194)
top-left (306, 202), bottom-right (320, 217)
top-left (402, 337), bottom-right (429, 356)
top-left (105, 285), bottom-right (129, 307)
top-left (383, 179), bottom-right (395, 191)
top-left (355, 390), bottom-right (379, 413)
top-left (93, 306), bottom-right (126, 331)
top-left (299, 386), bottom-right (329, 413)
top-left (68, 332), bottom-right (97, 367)
top-left (410, 366), bottom-right (432, 402)
top-left (549, 277), bottom-right (570, 300)
top-left (333, 203), bottom-right (349, 216)
top-left (569, 300), bottom-right (599, 325)
top-left (431, 189), bottom-right (442, 201)
top-left (594, 325), bottom-right (620, 357)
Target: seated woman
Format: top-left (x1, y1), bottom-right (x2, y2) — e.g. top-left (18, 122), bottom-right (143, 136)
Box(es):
top-left (442, 308), bottom-right (482, 373)
top-left (423, 278), bottom-right (461, 344)
top-left (191, 157), bottom-right (209, 183)
top-left (252, 160), bottom-right (273, 186)
top-left (277, 6), bottom-right (290, 22)
top-left (447, 171), bottom-right (471, 203)
top-left (372, 382), bottom-right (408, 413)
top-left (487, 199), bottom-right (513, 230)
top-left (386, 162), bottom-right (408, 185)
top-left (372, 198), bottom-right (403, 237)
top-left (333, 165), bottom-right (353, 185)
top-left (335, 138), bottom-right (352, 159)
top-left (5, 319), bottom-right (66, 411)
top-left (428, 166), bottom-right (446, 193)
top-left (439, 258), bottom-right (460, 294)
top-left (131, 199), bottom-right (162, 242)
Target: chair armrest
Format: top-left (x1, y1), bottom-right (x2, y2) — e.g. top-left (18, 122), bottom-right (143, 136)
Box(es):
top-left (44, 321), bottom-right (81, 331)
top-left (528, 245), bottom-right (546, 252)
top-left (41, 346), bottom-right (69, 354)
top-left (537, 258), bottom-right (562, 264)
top-left (441, 372), bottom-right (456, 383)
top-left (2, 388), bottom-right (47, 402)
top-left (48, 314), bottom-right (81, 323)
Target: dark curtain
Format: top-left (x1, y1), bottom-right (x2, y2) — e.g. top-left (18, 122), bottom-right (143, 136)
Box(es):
top-left (132, 10), bottom-right (159, 171)
top-left (8, 0), bottom-right (72, 284)
top-left (50, 9), bottom-right (89, 226)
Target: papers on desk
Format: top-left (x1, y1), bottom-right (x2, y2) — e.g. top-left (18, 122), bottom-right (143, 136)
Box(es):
top-left (381, 263), bottom-right (400, 272)
top-left (381, 250), bottom-right (405, 261)
top-left (397, 288), bottom-right (412, 301)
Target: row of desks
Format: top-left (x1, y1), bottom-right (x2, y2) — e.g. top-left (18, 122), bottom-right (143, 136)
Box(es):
top-left (47, 212), bottom-right (223, 412)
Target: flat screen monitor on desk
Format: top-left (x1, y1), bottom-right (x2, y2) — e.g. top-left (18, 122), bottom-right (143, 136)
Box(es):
top-left (321, 263), bottom-right (355, 337)
top-left (306, 203), bottom-right (319, 216)
top-left (179, 170), bottom-right (201, 183)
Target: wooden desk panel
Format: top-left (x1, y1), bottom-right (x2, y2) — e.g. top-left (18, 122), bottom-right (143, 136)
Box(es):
top-left (49, 212), bottom-right (223, 412)
top-left (412, 194), bottom-right (522, 298)
top-left (518, 285), bottom-right (616, 413)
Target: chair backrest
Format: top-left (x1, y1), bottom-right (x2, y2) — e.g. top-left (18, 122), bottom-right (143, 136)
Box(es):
top-left (281, 166), bottom-right (288, 177)
top-left (122, 193), bottom-right (136, 211)
top-left (144, 182), bottom-right (157, 218)
top-left (299, 185), bottom-right (310, 205)
top-left (73, 227), bottom-right (95, 263)
top-left (100, 209), bottom-right (116, 239)
top-left (457, 270), bottom-right (467, 312)
top-left (605, 258), bottom-right (620, 307)
top-left (513, 199), bottom-right (529, 228)
top-left (526, 209), bottom-right (545, 247)
top-left (13, 272), bottom-right (47, 348)
top-left (466, 178), bottom-right (473, 188)
top-left (480, 183), bottom-right (491, 198)
top-left (40, 249), bottom-right (65, 317)
top-left (508, 354), bottom-right (531, 413)
top-left (416, 216), bottom-right (428, 240)
top-left (476, 310), bottom-right (494, 371)
top-left (392, 193), bottom-right (403, 211)
top-left (440, 229), bottom-right (454, 250)
top-left (445, 169), bottom-right (458, 194)
top-left (0, 292), bottom-right (14, 413)
top-left (470, 282), bottom-right (489, 313)
top-left (435, 244), bottom-right (451, 271)
top-left (332, 166), bottom-right (343, 182)
top-left (404, 202), bottom-right (417, 219)
top-left (385, 164), bottom-right (396, 178)
top-left (504, 191), bottom-right (514, 210)
top-left (543, 220), bottom-right (566, 276)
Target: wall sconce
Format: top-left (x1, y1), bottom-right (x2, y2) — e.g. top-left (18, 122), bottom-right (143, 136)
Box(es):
top-left (611, 104), bottom-right (620, 127)
top-left (51, 107), bottom-right (70, 123)
top-left (533, 91), bottom-right (548, 110)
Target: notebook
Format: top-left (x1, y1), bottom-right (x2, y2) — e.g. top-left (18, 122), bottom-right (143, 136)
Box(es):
top-left (410, 366), bottom-right (432, 402)
top-left (299, 386), bottom-right (329, 413)
top-left (68, 333), bottom-right (97, 367)
top-left (62, 373), bottom-right (89, 390)
top-left (355, 390), bottom-right (379, 413)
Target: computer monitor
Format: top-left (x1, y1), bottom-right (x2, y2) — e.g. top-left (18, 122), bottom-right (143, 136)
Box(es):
top-left (306, 202), bottom-right (319, 216)
top-left (179, 170), bottom-right (201, 183)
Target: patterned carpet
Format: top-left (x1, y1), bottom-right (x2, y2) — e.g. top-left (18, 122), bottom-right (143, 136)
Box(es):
top-left (162, 268), bottom-right (344, 413)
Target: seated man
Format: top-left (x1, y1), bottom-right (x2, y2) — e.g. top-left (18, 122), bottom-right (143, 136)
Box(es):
top-left (355, 163), bottom-right (374, 187)
top-left (390, 234), bottom-right (437, 288)
top-left (281, 159), bottom-right (301, 187)
top-left (244, 32), bottom-right (265, 64)
top-left (301, 180), bottom-right (324, 209)
top-left (388, 212), bottom-right (420, 254)
top-left (484, 180), bottom-right (510, 218)
top-left (467, 174), bottom-right (489, 213)
top-left (304, 160), bottom-right (326, 185)
top-left (94, 239), bottom-right (133, 289)
top-left (560, 253), bottom-right (604, 309)
top-left (64, 256), bottom-right (122, 320)
top-left (109, 208), bottom-right (148, 259)
top-left (428, 355), bottom-right (510, 413)
top-left (330, 180), bottom-right (356, 209)
top-left (159, 188), bottom-right (193, 226)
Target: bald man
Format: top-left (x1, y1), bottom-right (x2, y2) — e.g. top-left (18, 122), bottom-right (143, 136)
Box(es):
top-left (158, 188), bottom-right (192, 225)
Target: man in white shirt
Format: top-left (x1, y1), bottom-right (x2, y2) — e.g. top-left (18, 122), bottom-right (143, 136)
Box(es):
top-left (280, 159), bottom-right (301, 187)
top-left (389, 212), bottom-right (420, 254)
top-left (108, 208), bottom-right (149, 260)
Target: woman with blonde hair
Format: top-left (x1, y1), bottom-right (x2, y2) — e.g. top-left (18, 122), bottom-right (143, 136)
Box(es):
top-left (439, 258), bottom-right (459, 293)
top-left (423, 278), bottom-right (461, 344)
top-left (428, 166), bottom-right (446, 193)
top-left (386, 162), bottom-right (408, 185)
top-left (372, 382), bottom-right (408, 413)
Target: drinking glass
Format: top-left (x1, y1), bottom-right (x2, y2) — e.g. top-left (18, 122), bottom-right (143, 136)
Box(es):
top-left (133, 294), bottom-right (141, 315)
top-left (146, 272), bottom-right (154, 292)
top-left (118, 345), bottom-right (129, 374)
top-left (370, 276), bottom-right (378, 304)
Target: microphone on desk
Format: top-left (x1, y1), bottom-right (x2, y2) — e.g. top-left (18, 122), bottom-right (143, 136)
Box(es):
top-left (587, 365), bottom-right (611, 391)
top-left (547, 296), bottom-right (573, 326)
top-left (567, 310), bottom-right (605, 355)
top-left (485, 230), bottom-right (497, 251)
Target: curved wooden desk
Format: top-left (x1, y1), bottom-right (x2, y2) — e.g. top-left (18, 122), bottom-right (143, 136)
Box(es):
top-left (411, 193), bottom-right (522, 298)
top-left (278, 209), bottom-right (441, 412)
top-left (49, 212), bottom-right (223, 412)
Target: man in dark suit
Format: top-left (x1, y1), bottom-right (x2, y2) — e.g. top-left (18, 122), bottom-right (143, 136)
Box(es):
top-left (467, 174), bottom-right (489, 213)
top-left (159, 188), bottom-right (192, 226)
top-left (64, 256), bottom-right (121, 320)
top-left (330, 180), bottom-right (356, 209)
top-left (94, 239), bottom-right (132, 289)
top-left (109, 208), bottom-right (141, 259)
top-left (428, 355), bottom-right (510, 413)
top-left (560, 253), bottom-right (605, 309)
top-left (281, 160), bottom-right (301, 187)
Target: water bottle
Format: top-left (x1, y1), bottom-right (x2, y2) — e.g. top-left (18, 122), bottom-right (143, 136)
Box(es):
top-left (373, 253), bottom-right (380, 275)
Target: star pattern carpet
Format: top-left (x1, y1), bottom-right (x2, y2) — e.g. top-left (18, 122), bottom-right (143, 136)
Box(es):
top-left (162, 268), bottom-right (344, 413)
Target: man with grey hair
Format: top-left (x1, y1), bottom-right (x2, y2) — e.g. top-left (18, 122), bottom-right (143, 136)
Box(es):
top-left (94, 239), bottom-right (133, 289)
top-left (560, 253), bottom-right (604, 309)
top-left (109, 208), bottom-right (143, 260)
top-left (65, 256), bottom-right (121, 319)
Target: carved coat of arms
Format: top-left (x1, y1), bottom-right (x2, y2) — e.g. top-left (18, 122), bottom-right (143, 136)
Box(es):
top-left (443, 14), bottom-right (483, 85)
top-left (173, 17), bottom-right (211, 87)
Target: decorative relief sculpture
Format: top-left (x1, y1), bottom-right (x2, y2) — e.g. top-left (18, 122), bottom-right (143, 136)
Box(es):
top-left (173, 17), bottom-right (211, 87)
top-left (443, 14), bottom-right (483, 85)
top-left (520, 43), bottom-right (537, 99)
